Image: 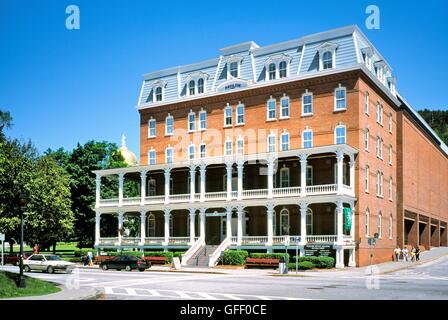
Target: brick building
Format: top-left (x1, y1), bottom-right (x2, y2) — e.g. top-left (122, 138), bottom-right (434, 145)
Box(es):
top-left (93, 25), bottom-right (448, 267)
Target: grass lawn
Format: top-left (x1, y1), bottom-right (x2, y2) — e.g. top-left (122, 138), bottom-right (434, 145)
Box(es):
top-left (0, 271), bottom-right (61, 299)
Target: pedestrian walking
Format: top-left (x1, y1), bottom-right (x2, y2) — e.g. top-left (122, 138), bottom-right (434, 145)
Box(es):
top-left (402, 247), bottom-right (409, 262)
top-left (393, 246), bottom-right (401, 262)
top-left (87, 251), bottom-right (94, 266)
top-left (415, 246), bottom-right (420, 261)
top-left (33, 243), bottom-right (39, 255)
top-left (411, 246), bottom-right (416, 262)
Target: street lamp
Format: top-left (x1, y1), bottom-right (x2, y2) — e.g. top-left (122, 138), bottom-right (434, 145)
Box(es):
top-left (18, 191), bottom-right (29, 288)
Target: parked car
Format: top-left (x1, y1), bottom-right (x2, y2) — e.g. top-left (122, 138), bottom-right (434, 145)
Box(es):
top-left (23, 254), bottom-right (76, 274)
top-left (100, 255), bottom-right (151, 272)
top-left (3, 253), bottom-right (31, 266)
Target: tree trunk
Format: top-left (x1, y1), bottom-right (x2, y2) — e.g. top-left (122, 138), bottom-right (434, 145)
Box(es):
top-left (52, 240), bottom-right (56, 254)
top-left (9, 240), bottom-right (13, 255)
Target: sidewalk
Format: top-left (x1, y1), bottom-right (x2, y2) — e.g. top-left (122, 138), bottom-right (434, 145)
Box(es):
top-left (3, 286), bottom-right (101, 300)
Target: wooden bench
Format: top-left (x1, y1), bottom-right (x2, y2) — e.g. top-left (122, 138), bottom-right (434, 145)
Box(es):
top-left (143, 256), bottom-right (168, 264)
top-left (94, 256), bottom-right (114, 264)
top-left (245, 258), bottom-right (280, 268)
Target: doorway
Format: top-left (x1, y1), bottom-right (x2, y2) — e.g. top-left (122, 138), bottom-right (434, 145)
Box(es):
top-left (205, 216), bottom-right (221, 245)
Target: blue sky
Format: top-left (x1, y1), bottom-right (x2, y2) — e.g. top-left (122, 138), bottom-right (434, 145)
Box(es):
top-left (1, 0), bottom-right (447, 158)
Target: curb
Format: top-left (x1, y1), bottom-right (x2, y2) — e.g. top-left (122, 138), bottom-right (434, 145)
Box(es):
top-left (379, 253), bottom-right (448, 275)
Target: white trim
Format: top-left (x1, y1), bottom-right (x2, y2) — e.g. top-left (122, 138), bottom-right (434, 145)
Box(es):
top-left (177, 71), bottom-right (181, 98)
top-left (224, 138), bottom-right (233, 156)
top-left (267, 132), bottom-right (277, 152)
top-left (187, 110), bottom-right (196, 132)
top-left (250, 51), bottom-right (257, 83)
top-left (236, 102), bottom-right (245, 125)
top-left (148, 118), bottom-right (156, 138)
top-left (137, 81), bottom-right (145, 106)
top-left (266, 96), bottom-right (277, 121)
top-left (302, 129), bottom-right (313, 148)
top-left (297, 44), bottom-right (306, 75)
top-left (224, 103), bottom-right (233, 127)
top-left (352, 31), bottom-right (361, 64)
top-left (148, 148), bottom-right (156, 166)
top-left (334, 124), bottom-right (347, 145)
top-left (280, 131), bottom-right (290, 151)
top-left (165, 114), bottom-right (174, 136)
top-left (301, 90), bottom-right (313, 116)
top-left (199, 109), bottom-right (207, 131)
top-left (212, 56), bottom-right (223, 91)
top-left (279, 94), bottom-right (290, 119)
top-left (334, 84), bottom-right (347, 111)
top-left (165, 146), bottom-right (173, 164)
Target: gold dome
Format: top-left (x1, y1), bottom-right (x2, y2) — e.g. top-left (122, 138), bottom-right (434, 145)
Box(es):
top-left (119, 134), bottom-right (138, 166)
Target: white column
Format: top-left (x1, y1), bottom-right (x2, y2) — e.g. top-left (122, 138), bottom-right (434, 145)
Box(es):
top-left (226, 161), bottom-right (233, 201)
top-left (200, 164), bottom-right (206, 202)
top-left (299, 202), bottom-right (308, 245)
top-left (189, 166), bottom-right (196, 203)
top-left (237, 206), bottom-right (244, 246)
top-left (336, 199), bottom-right (344, 245)
top-left (267, 157), bottom-right (274, 199)
top-left (95, 211), bottom-right (100, 246)
top-left (237, 160), bottom-right (244, 201)
top-left (299, 154), bottom-right (308, 197)
top-left (189, 208), bottom-right (196, 245)
top-left (348, 248), bottom-right (356, 267)
top-left (140, 170), bottom-right (147, 206)
top-left (349, 154), bottom-right (355, 196)
top-left (336, 247), bottom-right (344, 269)
top-left (163, 208), bottom-right (170, 245)
top-left (95, 174), bottom-right (101, 207)
top-left (336, 150), bottom-right (344, 195)
top-left (199, 208), bottom-right (206, 240)
top-left (118, 211), bottom-right (124, 246)
top-left (164, 168), bottom-right (171, 204)
top-left (226, 206), bottom-right (232, 239)
top-left (266, 203), bottom-right (274, 246)
top-left (140, 209), bottom-right (146, 245)
top-left (118, 173), bottom-right (124, 206)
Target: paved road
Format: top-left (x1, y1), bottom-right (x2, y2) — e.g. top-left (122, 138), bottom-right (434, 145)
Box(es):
top-left (2, 255), bottom-right (448, 300)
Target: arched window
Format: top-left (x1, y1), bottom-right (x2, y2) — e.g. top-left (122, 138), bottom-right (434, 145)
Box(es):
top-left (365, 208), bottom-right (370, 237)
top-left (378, 212), bottom-right (382, 239)
top-left (279, 61), bottom-right (287, 78)
top-left (197, 78), bottom-right (204, 94)
top-left (268, 63), bottom-right (276, 80)
top-left (280, 208), bottom-right (290, 236)
top-left (189, 80), bottom-right (195, 96)
top-left (322, 51), bottom-right (333, 69)
top-left (306, 208), bottom-right (313, 235)
top-left (155, 87), bottom-right (163, 102)
top-left (147, 213), bottom-right (156, 237)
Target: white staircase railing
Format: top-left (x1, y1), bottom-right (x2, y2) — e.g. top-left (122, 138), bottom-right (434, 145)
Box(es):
top-left (181, 237), bottom-right (204, 266)
top-left (208, 237), bottom-right (231, 267)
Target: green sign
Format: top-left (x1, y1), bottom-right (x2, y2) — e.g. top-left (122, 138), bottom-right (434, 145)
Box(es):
top-left (344, 208), bottom-right (352, 232)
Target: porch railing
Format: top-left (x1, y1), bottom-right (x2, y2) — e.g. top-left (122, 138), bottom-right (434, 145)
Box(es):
top-left (241, 236), bottom-right (268, 245)
top-left (99, 199), bottom-right (118, 206)
top-left (306, 184), bottom-right (337, 195)
top-left (273, 186), bottom-right (301, 197)
top-left (145, 195), bottom-right (165, 203)
top-left (168, 237), bottom-right (190, 244)
top-left (169, 194), bottom-right (190, 202)
top-left (122, 197), bottom-right (140, 205)
top-left (121, 237), bottom-right (140, 245)
top-left (204, 191), bottom-right (227, 201)
top-left (306, 235), bottom-right (337, 243)
top-left (98, 237), bottom-right (118, 245)
top-left (144, 237), bottom-right (165, 244)
top-left (242, 189), bottom-right (268, 199)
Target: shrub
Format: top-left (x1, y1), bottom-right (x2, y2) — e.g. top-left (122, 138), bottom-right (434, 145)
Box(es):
top-left (222, 250), bottom-right (248, 265)
top-left (291, 256), bottom-right (335, 269)
top-left (74, 248), bottom-right (94, 257)
top-left (287, 261), bottom-right (316, 270)
top-left (249, 253), bottom-right (290, 263)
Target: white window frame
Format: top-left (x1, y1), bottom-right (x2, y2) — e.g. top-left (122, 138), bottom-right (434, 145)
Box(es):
top-left (188, 80), bottom-right (195, 96)
top-left (302, 91), bottom-right (313, 116)
top-left (165, 146), bottom-right (173, 164)
top-left (224, 104), bottom-right (232, 127)
top-left (379, 105), bottom-right (384, 126)
top-left (388, 113), bottom-right (393, 133)
top-left (237, 136), bottom-right (244, 155)
top-left (148, 148), bottom-right (156, 165)
top-left (334, 125), bottom-right (346, 144)
top-left (148, 118), bottom-right (156, 138)
top-left (279, 61), bottom-right (287, 78)
top-left (200, 143), bottom-right (206, 158)
top-left (280, 95), bottom-right (290, 119)
top-left (365, 128), bottom-right (369, 151)
top-left (365, 165), bottom-right (369, 193)
top-left (188, 143), bottom-right (195, 160)
top-left (389, 177), bottom-right (393, 201)
top-left (365, 208), bottom-right (370, 237)
top-left (188, 110), bottom-right (196, 132)
top-left (334, 85), bottom-right (347, 111)
top-left (389, 214), bottom-right (393, 239)
top-left (267, 132), bottom-right (276, 153)
top-left (225, 138), bottom-right (232, 156)
top-left (389, 145), bottom-right (392, 165)
top-left (378, 212), bottom-right (383, 239)
top-left (165, 114), bottom-right (173, 136)
top-left (268, 63), bottom-right (276, 80)
top-left (302, 129), bottom-right (313, 148)
top-left (364, 91), bottom-right (369, 115)
top-left (322, 51), bottom-right (333, 69)
top-left (279, 208), bottom-right (290, 236)
top-left (266, 96), bottom-right (276, 121)
top-left (199, 109), bottom-right (207, 131)
top-left (154, 86), bottom-right (163, 102)
top-left (197, 78), bottom-right (205, 94)
top-left (229, 61), bottom-right (239, 78)
top-left (281, 131), bottom-right (289, 151)
top-left (280, 167), bottom-right (290, 188)
top-left (376, 103), bottom-right (380, 123)
top-left (236, 102), bottom-right (245, 125)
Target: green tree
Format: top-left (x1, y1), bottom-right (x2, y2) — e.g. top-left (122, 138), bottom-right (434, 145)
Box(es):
top-left (0, 110), bottom-right (13, 133)
top-left (24, 156), bottom-right (74, 253)
top-left (418, 109), bottom-right (448, 145)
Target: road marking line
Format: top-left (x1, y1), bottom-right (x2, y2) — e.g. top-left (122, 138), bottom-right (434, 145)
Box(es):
top-left (104, 287), bottom-right (114, 294)
top-left (196, 292), bottom-right (218, 300)
top-left (219, 294), bottom-right (243, 300)
top-left (126, 288), bottom-right (137, 295)
top-left (173, 290), bottom-right (193, 299)
top-left (146, 289), bottom-right (162, 297)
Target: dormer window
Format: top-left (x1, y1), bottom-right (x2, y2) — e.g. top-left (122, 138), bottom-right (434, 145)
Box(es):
top-left (197, 78), bottom-right (204, 94)
top-left (361, 47), bottom-right (373, 70)
top-left (317, 42), bottom-right (338, 71)
top-left (155, 87), bottom-right (163, 102)
top-left (189, 80), bottom-right (195, 96)
top-left (268, 63), bottom-right (276, 80)
top-left (264, 54), bottom-right (292, 81)
top-left (387, 76), bottom-right (397, 95)
top-left (229, 62), bottom-right (238, 78)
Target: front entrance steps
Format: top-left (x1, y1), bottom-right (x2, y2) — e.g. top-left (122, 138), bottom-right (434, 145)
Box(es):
top-left (185, 245), bottom-right (218, 267)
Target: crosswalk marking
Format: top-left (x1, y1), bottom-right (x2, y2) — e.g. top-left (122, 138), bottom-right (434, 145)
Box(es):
top-left (146, 289), bottom-right (162, 297)
top-left (173, 290), bottom-right (193, 299)
top-left (196, 292), bottom-right (218, 300)
top-left (125, 288), bottom-right (137, 295)
top-left (219, 294), bottom-right (243, 300)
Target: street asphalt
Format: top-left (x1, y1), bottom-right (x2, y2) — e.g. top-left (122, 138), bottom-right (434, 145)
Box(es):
top-left (1, 247), bottom-right (448, 300)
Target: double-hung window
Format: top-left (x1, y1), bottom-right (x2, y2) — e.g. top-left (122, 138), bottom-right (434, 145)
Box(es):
top-left (237, 137), bottom-right (244, 155)
top-left (267, 97), bottom-right (276, 120)
top-left (365, 128), bottom-right (369, 151)
top-left (364, 91), bottom-right (369, 114)
top-left (365, 165), bottom-right (369, 192)
top-left (197, 78), bottom-right (204, 94)
top-left (280, 96), bottom-right (290, 118)
top-left (279, 61), bottom-right (287, 78)
top-left (389, 145), bottom-right (392, 165)
top-left (165, 115), bottom-right (173, 136)
top-left (199, 110), bottom-right (207, 130)
top-left (388, 113), bottom-right (393, 132)
top-left (334, 86), bottom-right (346, 110)
top-left (188, 111), bottom-right (196, 132)
top-left (188, 143), bottom-right (195, 160)
top-left (236, 102), bottom-right (245, 125)
top-left (225, 139), bottom-right (232, 156)
top-left (302, 92), bottom-right (313, 115)
top-left (166, 147), bottom-right (173, 164)
top-left (148, 119), bottom-right (156, 138)
top-left (189, 80), bottom-right (195, 96)
top-left (229, 62), bottom-right (238, 78)
top-left (155, 87), bottom-right (162, 102)
top-left (200, 143), bottom-right (206, 158)
top-left (389, 177), bottom-right (393, 201)
top-left (335, 125), bottom-right (346, 144)
top-left (302, 130), bottom-right (313, 148)
top-left (148, 149), bottom-right (156, 165)
top-left (267, 133), bottom-right (276, 152)
top-left (281, 132), bottom-right (289, 151)
top-left (322, 51), bottom-right (333, 69)
top-left (268, 63), bottom-right (276, 80)
top-left (224, 104), bottom-right (232, 127)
